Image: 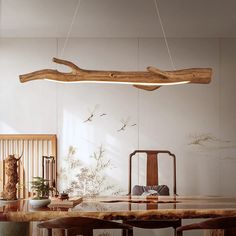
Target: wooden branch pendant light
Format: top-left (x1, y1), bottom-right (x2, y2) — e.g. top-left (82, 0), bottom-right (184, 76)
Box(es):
top-left (19, 1), bottom-right (213, 91)
top-left (19, 57), bottom-right (212, 91)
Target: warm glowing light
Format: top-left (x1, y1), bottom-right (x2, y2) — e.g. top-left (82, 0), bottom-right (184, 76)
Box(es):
top-left (45, 79), bottom-right (190, 86)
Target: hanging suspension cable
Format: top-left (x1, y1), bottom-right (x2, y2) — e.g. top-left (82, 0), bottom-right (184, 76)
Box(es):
top-left (154, 0), bottom-right (176, 70)
top-left (60, 0), bottom-right (81, 57)
top-left (0, 0), bottom-right (2, 38)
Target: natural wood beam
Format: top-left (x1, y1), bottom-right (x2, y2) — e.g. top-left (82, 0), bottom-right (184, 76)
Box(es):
top-left (19, 57), bottom-right (212, 91)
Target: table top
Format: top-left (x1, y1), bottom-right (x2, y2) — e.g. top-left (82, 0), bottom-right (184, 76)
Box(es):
top-left (1, 195), bottom-right (236, 222)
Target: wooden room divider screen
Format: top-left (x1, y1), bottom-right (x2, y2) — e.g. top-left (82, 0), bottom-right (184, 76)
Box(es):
top-left (0, 134), bottom-right (57, 199)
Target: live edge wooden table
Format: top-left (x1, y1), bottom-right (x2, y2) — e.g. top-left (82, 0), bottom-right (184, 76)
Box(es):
top-left (1, 196), bottom-right (236, 235)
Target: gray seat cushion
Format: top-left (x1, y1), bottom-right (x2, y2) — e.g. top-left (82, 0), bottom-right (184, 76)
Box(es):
top-left (132, 185), bottom-right (170, 196)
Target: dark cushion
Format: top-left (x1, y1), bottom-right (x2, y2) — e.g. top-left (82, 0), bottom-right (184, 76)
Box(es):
top-left (132, 185), bottom-right (170, 196)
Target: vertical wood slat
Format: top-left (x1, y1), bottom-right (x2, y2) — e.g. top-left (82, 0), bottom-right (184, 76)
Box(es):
top-left (45, 141), bottom-right (47, 156)
top-left (31, 141), bottom-right (34, 198)
top-left (36, 141), bottom-right (39, 177)
top-left (1, 140), bottom-right (5, 189)
top-left (146, 153), bottom-right (158, 186)
top-left (2, 141), bottom-right (5, 187)
top-left (17, 140), bottom-right (21, 198)
top-left (0, 135), bottom-right (57, 199)
top-left (0, 140), bottom-right (3, 193)
top-left (26, 140), bottom-right (29, 198)
top-left (7, 140), bottom-right (9, 157)
top-left (22, 140), bottom-right (26, 199)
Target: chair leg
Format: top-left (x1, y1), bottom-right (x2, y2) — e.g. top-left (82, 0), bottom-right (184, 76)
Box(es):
top-left (65, 229), bottom-right (70, 236)
top-left (127, 228), bottom-right (133, 236)
top-left (66, 228), bottom-right (93, 236)
top-left (46, 229), bottom-right (52, 236)
top-left (175, 230), bottom-right (182, 236)
top-left (122, 228), bottom-right (133, 236)
top-left (174, 219), bottom-right (182, 236)
top-left (84, 229), bottom-right (93, 236)
top-left (122, 229), bottom-right (127, 236)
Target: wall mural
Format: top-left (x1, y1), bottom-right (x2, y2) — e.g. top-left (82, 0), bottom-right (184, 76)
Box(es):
top-left (59, 145), bottom-right (123, 196)
top-left (117, 117), bottom-right (136, 132)
top-left (83, 105), bottom-right (107, 123)
top-left (222, 156), bottom-right (236, 160)
top-left (83, 105), bottom-right (136, 133)
top-left (188, 133), bottom-right (235, 150)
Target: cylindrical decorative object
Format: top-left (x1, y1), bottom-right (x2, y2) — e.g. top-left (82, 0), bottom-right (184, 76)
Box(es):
top-left (3, 155), bottom-right (21, 200)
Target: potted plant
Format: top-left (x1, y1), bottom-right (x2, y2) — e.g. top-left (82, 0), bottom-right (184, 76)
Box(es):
top-left (29, 177), bottom-right (52, 208)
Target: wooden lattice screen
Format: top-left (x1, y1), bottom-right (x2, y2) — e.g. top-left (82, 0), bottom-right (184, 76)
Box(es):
top-left (0, 134), bottom-right (57, 199)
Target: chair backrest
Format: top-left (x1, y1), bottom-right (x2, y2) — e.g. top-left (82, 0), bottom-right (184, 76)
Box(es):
top-left (177, 216), bottom-right (236, 232)
top-left (128, 150), bottom-right (177, 195)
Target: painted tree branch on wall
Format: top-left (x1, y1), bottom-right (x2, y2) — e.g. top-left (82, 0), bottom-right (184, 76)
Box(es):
top-left (188, 134), bottom-right (231, 146)
top-left (59, 146), bottom-right (122, 196)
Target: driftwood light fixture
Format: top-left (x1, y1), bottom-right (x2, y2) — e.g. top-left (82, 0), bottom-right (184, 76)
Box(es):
top-left (19, 58), bottom-right (212, 91)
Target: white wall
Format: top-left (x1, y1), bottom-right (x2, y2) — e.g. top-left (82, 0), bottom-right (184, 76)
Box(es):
top-left (0, 37), bottom-right (236, 235)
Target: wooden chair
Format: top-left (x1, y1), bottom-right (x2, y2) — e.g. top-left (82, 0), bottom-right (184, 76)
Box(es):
top-left (176, 216), bottom-right (236, 236)
top-left (125, 150), bottom-right (182, 236)
top-left (38, 216), bottom-right (133, 236)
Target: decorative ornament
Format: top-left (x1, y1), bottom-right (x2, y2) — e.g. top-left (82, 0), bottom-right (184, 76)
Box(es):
top-left (2, 154), bottom-right (22, 200)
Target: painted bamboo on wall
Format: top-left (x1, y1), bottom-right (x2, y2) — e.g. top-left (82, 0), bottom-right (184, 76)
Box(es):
top-left (0, 135), bottom-right (57, 199)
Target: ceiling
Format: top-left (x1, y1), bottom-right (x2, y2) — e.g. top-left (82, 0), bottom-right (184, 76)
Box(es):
top-left (1, 0), bottom-right (236, 38)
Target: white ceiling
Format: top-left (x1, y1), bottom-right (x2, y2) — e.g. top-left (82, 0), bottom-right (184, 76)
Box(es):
top-left (1, 0), bottom-right (236, 38)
